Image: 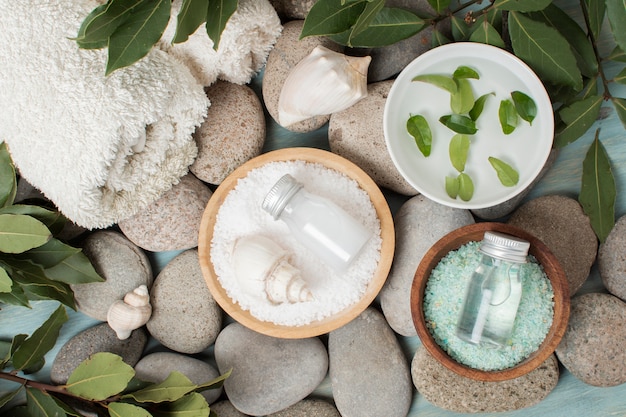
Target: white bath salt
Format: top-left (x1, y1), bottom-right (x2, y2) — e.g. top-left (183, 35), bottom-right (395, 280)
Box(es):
top-left (210, 160), bottom-right (382, 326)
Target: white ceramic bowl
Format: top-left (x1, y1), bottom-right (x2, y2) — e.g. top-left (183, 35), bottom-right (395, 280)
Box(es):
top-left (383, 43), bottom-right (553, 209)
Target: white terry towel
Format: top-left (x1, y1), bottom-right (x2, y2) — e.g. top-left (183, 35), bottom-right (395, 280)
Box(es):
top-left (0, 0), bottom-right (210, 229)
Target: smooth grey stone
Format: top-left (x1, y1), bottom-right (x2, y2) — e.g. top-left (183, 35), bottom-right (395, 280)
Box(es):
top-left (411, 346), bottom-right (559, 413)
top-left (146, 249), bottom-right (222, 354)
top-left (329, 308), bottom-right (412, 417)
top-left (556, 293), bottom-right (626, 387)
top-left (329, 80), bottom-right (419, 196)
top-left (507, 195), bottom-right (598, 296)
top-left (51, 323), bottom-right (147, 385)
top-left (214, 322), bottom-right (328, 416)
top-left (210, 400), bottom-right (250, 417)
top-left (134, 351), bottom-right (222, 404)
top-left (379, 195), bottom-right (475, 336)
top-left (118, 173), bottom-right (212, 252)
top-left (598, 214), bottom-right (626, 301)
top-left (71, 230), bottom-right (152, 321)
top-left (268, 0), bottom-right (315, 19)
top-left (266, 399), bottom-right (340, 417)
top-left (191, 81), bottom-right (265, 185)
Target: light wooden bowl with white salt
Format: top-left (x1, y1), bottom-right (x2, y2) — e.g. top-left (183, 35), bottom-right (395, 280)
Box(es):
top-left (198, 148), bottom-right (395, 338)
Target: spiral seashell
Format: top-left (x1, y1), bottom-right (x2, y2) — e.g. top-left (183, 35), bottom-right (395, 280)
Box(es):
top-left (231, 235), bottom-right (313, 304)
top-left (277, 45), bottom-right (371, 127)
top-left (107, 285), bottom-right (152, 340)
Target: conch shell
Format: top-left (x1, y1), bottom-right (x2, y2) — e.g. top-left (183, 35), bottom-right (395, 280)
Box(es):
top-left (107, 285), bottom-right (152, 340)
top-left (231, 235), bottom-right (313, 304)
top-left (277, 45), bottom-right (371, 127)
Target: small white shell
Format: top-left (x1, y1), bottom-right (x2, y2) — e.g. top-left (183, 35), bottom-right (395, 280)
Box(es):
top-left (231, 235), bottom-right (313, 304)
top-left (277, 45), bottom-right (371, 127)
top-left (107, 285), bottom-right (152, 340)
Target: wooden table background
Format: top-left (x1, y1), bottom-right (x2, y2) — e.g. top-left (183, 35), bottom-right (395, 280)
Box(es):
top-left (2, 0), bottom-right (626, 415)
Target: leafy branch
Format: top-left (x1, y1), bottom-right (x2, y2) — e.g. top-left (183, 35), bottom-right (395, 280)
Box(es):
top-left (301, 0), bottom-right (626, 242)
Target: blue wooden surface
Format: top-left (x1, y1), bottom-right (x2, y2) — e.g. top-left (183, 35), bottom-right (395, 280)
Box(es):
top-left (2, 1), bottom-right (626, 415)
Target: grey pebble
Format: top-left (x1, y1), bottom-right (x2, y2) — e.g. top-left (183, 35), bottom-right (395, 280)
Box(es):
top-left (266, 399), bottom-right (340, 417)
top-left (379, 194), bottom-right (475, 336)
top-left (190, 81), bottom-right (265, 185)
top-left (210, 400), bottom-right (250, 417)
top-left (411, 346), bottom-right (559, 413)
top-left (51, 323), bottom-right (147, 385)
top-left (214, 322), bottom-right (328, 416)
top-left (118, 173), bottom-right (212, 252)
top-left (329, 308), bottom-right (412, 417)
top-left (268, 0), bottom-right (315, 19)
top-left (71, 230), bottom-right (152, 321)
top-left (134, 351), bottom-right (222, 404)
top-left (146, 249), bottom-right (222, 354)
top-left (507, 195), bottom-right (598, 296)
top-left (555, 293), bottom-right (626, 387)
top-left (329, 80), bottom-right (418, 196)
top-left (598, 214), bottom-right (626, 301)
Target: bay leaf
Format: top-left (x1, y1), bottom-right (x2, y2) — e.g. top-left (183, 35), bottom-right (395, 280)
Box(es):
top-left (0, 388), bottom-right (22, 409)
top-left (488, 157), bottom-right (519, 186)
top-left (451, 15), bottom-right (471, 41)
top-left (406, 114), bottom-right (433, 157)
top-left (206, 0), bottom-right (238, 50)
top-left (109, 402), bottom-right (153, 417)
top-left (445, 176), bottom-right (459, 199)
top-left (301, 0), bottom-right (366, 38)
top-left (66, 352), bottom-right (135, 401)
top-left (498, 99), bottom-right (518, 135)
top-left (412, 74), bottom-right (457, 94)
top-left (614, 67), bottom-right (626, 86)
top-left (606, 0), bottom-right (626, 54)
top-left (9, 259), bottom-right (76, 309)
top-left (195, 368), bottom-right (231, 392)
top-left (439, 114), bottom-right (478, 134)
top-left (44, 251), bottom-right (104, 285)
top-left (580, 76), bottom-right (599, 100)
top-left (347, 0), bottom-right (385, 43)
top-left (0, 205), bottom-right (63, 232)
top-left (0, 266), bottom-right (11, 293)
top-left (584, 0), bottom-right (605, 41)
top-left (123, 371), bottom-right (196, 403)
top-left (469, 20), bottom-right (505, 48)
top-left (579, 132), bottom-right (615, 243)
top-left (20, 238), bottom-right (79, 269)
top-left (511, 90), bottom-right (537, 124)
top-left (76, 0), bottom-right (141, 46)
top-left (0, 286), bottom-right (30, 308)
top-left (554, 95), bottom-right (602, 148)
top-left (0, 142), bottom-right (16, 209)
top-left (172, 0), bottom-right (209, 44)
top-left (431, 27), bottom-right (451, 47)
top-left (151, 392), bottom-right (209, 417)
top-left (450, 78), bottom-right (475, 114)
top-left (612, 97), bottom-right (626, 129)
top-left (458, 173), bottom-right (474, 201)
top-left (493, 0), bottom-right (552, 12)
top-left (607, 45), bottom-right (626, 63)
top-left (469, 93), bottom-right (494, 121)
top-left (0, 214), bottom-right (51, 254)
top-left (26, 388), bottom-right (69, 417)
top-left (427, 0), bottom-right (451, 14)
top-left (449, 134), bottom-right (470, 172)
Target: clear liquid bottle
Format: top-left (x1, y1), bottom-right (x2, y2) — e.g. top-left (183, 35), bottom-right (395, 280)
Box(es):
top-left (456, 231), bottom-right (530, 348)
top-left (262, 174), bottom-right (372, 273)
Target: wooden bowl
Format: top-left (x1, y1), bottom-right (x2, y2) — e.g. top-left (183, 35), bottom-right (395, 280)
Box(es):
top-left (198, 148), bottom-right (395, 339)
top-left (410, 222), bottom-right (570, 381)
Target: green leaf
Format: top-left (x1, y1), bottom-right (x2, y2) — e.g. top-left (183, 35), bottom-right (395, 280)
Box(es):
top-left (453, 66), bottom-right (479, 82)
top-left (123, 371), bottom-right (197, 403)
top-left (584, 0), bottom-right (605, 41)
top-left (498, 99), bottom-right (519, 134)
top-left (0, 285), bottom-right (30, 308)
top-left (65, 352), bottom-right (135, 401)
top-left (580, 76), bottom-right (599, 100)
top-left (493, 0), bottom-right (552, 12)
top-left (607, 45), bottom-right (626, 63)
top-left (0, 214), bottom-right (51, 254)
top-left (450, 78), bottom-right (475, 114)
top-left (554, 95), bottom-right (603, 148)
top-left (75, 4), bottom-right (110, 49)
top-left (469, 93), bottom-right (494, 121)
top-left (458, 173), bottom-right (474, 201)
top-left (612, 97), bottom-right (626, 129)
top-left (0, 387), bottom-right (22, 409)
top-left (579, 131), bottom-right (616, 243)
top-left (0, 267), bottom-right (12, 293)
top-left (614, 67), bottom-right (626, 85)
top-left (508, 11), bottom-right (582, 91)
top-left (44, 251), bottom-right (104, 285)
top-left (109, 402), bottom-right (153, 417)
top-left (606, 0), bottom-right (626, 54)
top-left (12, 305), bottom-right (68, 371)
top-left (0, 142), bottom-right (16, 208)
top-left (0, 205), bottom-right (64, 232)
top-left (329, 7), bottom-right (425, 48)
top-left (9, 259), bottom-right (76, 309)
top-left (206, 0), bottom-right (238, 50)
top-left (105, 0), bottom-right (171, 76)
top-left (194, 368), bottom-right (231, 392)
top-left (20, 238), bottom-right (79, 268)
top-left (431, 27), bottom-right (451, 47)
top-left (151, 392), bottom-right (210, 417)
top-left (445, 176), bottom-right (459, 199)
top-left (301, 0), bottom-right (366, 38)
top-left (406, 114), bottom-right (433, 157)
top-left (488, 156), bottom-right (519, 186)
top-left (77, 0), bottom-right (142, 46)
top-left (469, 20), bottom-right (505, 48)
top-left (427, 0), bottom-right (450, 14)
top-left (449, 134), bottom-right (470, 172)
top-left (511, 90), bottom-right (537, 124)
top-left (412, 74), bottom-right (457, 94)
top-left (439, 114), bottom-right (478, 134)
top-left (347, 0), bottom-right (385, 43)
top-left (173, 0), bottom-right (208, 44)
top-left (26, 388), bottom-right (69, 417)
top-left (451, 15), bottom-right (471, 41)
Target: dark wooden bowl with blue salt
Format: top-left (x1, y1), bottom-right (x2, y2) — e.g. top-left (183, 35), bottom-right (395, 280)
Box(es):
top-left (410, 222), bottom-right (570, 382)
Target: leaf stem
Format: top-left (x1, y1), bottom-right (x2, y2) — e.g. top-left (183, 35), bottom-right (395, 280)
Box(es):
top-left (0, 370), bottom-right (67, 395)
top-left (579, 0), bottom-right (611, 100)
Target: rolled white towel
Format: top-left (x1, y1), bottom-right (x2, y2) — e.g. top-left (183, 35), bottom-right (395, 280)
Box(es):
top-left (0, 0), bottom-right (209, 229)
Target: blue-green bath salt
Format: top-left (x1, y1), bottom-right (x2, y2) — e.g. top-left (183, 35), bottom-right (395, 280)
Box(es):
top-left (423, 241), bottom-right (554, 371)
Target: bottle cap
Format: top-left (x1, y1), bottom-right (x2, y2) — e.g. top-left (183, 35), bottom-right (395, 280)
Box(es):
top-left (262, 174), bottom-right (303, 220)
top-left (479, 231), bottom-right (530, 263)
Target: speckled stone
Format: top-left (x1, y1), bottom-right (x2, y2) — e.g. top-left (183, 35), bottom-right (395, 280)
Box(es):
top-left (268, 0), bottom-right (315, 19)
top-left (329, 308), bottom-right (412, 417)
top-left (507, 195), bottom-right (598, 296)
top-left (134, 351), bottom-right (222, 404)
top-left (266, 399), bottom-right (341, 417)
top-left (118, 174), bottom-right (212, 252)
top-left (190, 81), bottom-right (265, 185)
top-left (51, 323), bottom-right (147, 385)
top-left (146, 249), bottom-right (222, 354)
top-left (71, 230), bottom-right (152, 321)
top-left (598, 214), bottom-right (626, 301)
top-left (214, 322), bottom-right (328, 416)
top-left (210, 401), bottom-right (250, 417)
top-left (555, 293), bottom-right (626, 387)
top-left (262, 20), bottom-right (343, 133)
top-left (329, 80), bottom-right (418, 196)
top-left (411, 346), bottom-right (560, 413)
top-left (379, 195), bottom-right (475, 336)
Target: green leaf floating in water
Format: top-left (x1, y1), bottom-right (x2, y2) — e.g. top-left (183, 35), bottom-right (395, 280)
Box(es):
top-left (445, 176), bottom-right (459, 199)
top-left (457, 173), bottom-right (474, 201)
top-left (488, 157), bottom-right (519, 186)
top-left (511, 91), bottom-right (537, 125)
top-left (412, 74), bottom-right (457, 94)
top-left (469, 93), bottom-right (494, 121)
top-left (406, 114), bottom-right (432, 156)
top-left (439, 114), bottom-right (477, 134)
top-left (450, 78), bottom-right (475, 114)
top-left (498, 99), bottom-right (518, 134)
top-left (452, 65), bottom-right (480, 79)
top-left (449, 134), bottom-right (470, 172)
